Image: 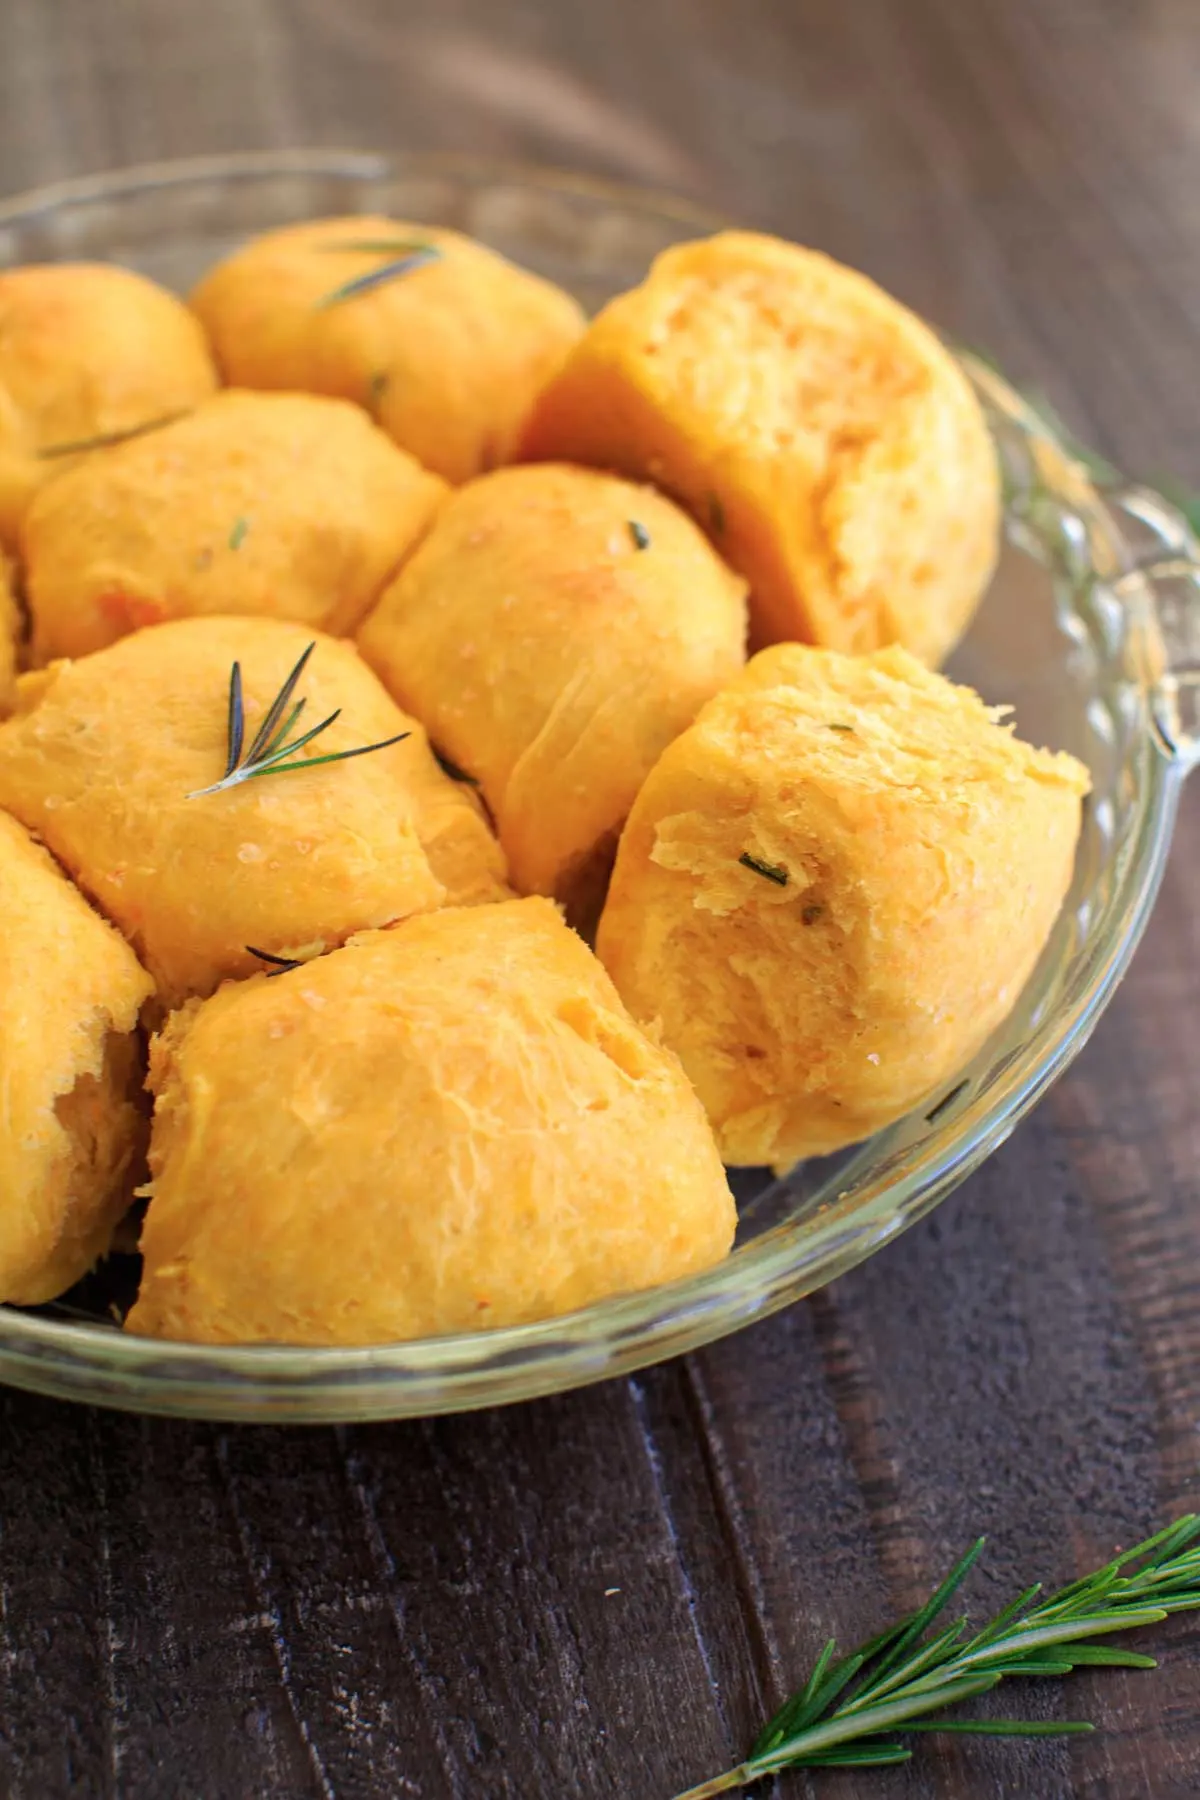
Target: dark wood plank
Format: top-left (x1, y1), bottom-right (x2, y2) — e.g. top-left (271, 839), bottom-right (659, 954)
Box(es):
top-left (3, 1), bottom-right (1200, 1797)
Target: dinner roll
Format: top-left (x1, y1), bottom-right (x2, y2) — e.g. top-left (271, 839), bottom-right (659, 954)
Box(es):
top-left (0, 618), bottom-right (506, 1009)
top-left (596, 644), bottom-right (1090, 1168)
top-left (522, 231), bottom-right (1000, 665)
top-left (190, 217), bottom-right (585, 484)
top-left (0, 263), bottom-right (218, 550)
top-left (0, 549), bottom-right (19, 716)
top-left (0, 809), bottom-right (153, 1304)
top-left (358, 463), bottom-right (747, 927)
top-left (126, 898), bottom-right (736, 1345)
top-left (23, 390), bottom-right (447, 662)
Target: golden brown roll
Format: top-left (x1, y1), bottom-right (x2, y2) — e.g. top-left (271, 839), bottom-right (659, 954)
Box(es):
top-left (190, 217), bottom-right (585, 484)
top-left (126, 897), bottom-right (736, 1345)
top-left (22, 389), bottom-right (447, 662)
top-left (522, 231), bottom-right (1000, 666)
top-left (0, 263), bottom-right (218, 550)
top-left (358, 462), bottom-right (747, 926)
top-left (0, 549), bottom-right (20, 716)
top-left (596, 644), bottom-right (1090, 1168)
top-left (0, 808), bottom-right (154, 1304)
top-left (0, 617), bottom-right (507, 1009)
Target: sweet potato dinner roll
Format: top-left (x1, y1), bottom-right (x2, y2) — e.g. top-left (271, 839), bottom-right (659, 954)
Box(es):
top-left (0, 550), bottom-right (19, 716)
top-left (190, 217), bottom-right (585, 484)
top-left (0, 618), bottom-right (506, 1009)
top-left (522, 232), bottom-right (1000, 665)
top-left (596, 644), bottom-right (1090, 1168)
top-left (22, 390), bottom-right (447, 663)
top-left (0, 809), bottom-right (154, 1304)
top-left (0, 263), bottom-right (218, 550)
top-left (358, 462), bottom-right (747, 925)
top-left (126, 898), bottom-right (736, 1345)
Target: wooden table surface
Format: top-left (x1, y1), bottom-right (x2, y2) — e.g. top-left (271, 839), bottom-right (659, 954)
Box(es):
top-left (2, 3), bottom-right (1200, 1796)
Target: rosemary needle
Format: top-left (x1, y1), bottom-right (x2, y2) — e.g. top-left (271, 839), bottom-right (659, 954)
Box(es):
top-left (670, 1516), bottom-right (1200, 1796)
top-left (315, 244), bottom-right (441, 309)
top-left (318, 237), bottom-right (439, 255)
top-left (245, 945), bottom-right (304, 976)
top-left (739, 852), bottom-right (788, 887)
top-left (37, 410), bottom-right (187, 459)
top-left (187, 642), bottom-right (410, 798)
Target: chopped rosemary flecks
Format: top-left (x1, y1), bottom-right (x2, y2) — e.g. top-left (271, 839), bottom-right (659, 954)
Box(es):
top-left (827, 722), bottom-right (856, 733)
top-left (246, 945), bottom-right (304, 976)
top-left (739, 852), bottom-right (788, 887)
top-left (186, 642), bottom-right (410, 798)
top-left (925, 1077), bottom-right (971, 1124)
top-left (315, 245), bottom-right (442, 309)
top-left (228, 516), bottom-right (250, 551)
top-left (801, 903), bottom-right (824, 925)
top-left (671, 1516), bottom-right (1200, 1797)
top-left (707, 492), bottom-right (727, 535)
top-left (628, 519), bottom-right (651, 551)
top-left (37, 410), bottom-right (187, 459)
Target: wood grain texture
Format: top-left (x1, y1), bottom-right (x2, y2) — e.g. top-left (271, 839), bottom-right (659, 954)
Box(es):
top-left (2, 1), bottom-right (1200, 1796)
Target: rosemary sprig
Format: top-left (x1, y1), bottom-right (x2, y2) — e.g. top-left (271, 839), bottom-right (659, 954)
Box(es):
top-left (37, 410), bottom-right (186, 459)
top-left (671, 1516), bottom-right (1200, 1797)
top-left (315, 244), bottom-right (441, 309)
top-left (186, 642), bottom-right (410, 798)
top-left (739, 852), bottom-right (788, 887)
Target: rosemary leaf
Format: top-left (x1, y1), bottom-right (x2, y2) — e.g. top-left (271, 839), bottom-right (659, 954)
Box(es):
top-left (239, 730), bottom-right (410, 781)
top-left (738, 852), bottom-right (788, 887)
top-left (432, 747), bottom-right (480, 786)
top-left (319, 237), bottom-right (438, 255)
top-left (670, 1516), bottom-right (1200, 1799)
top-left (245, 946), bottom-right (304, 976)
top-left (628, 519), bottom-right (651, 550)
top-left (244, 642), bottom-right (316, 766)
top-left (37, 410), bottom-right (186, 459)
top-left (925, 1078), bottom-right (971, 1124)
top-left (315, 245), bottom-right (441, 309)
top-left (229, 516), bottom-right (250, 551)
top-left (222, 662), bottom-right (244, 780)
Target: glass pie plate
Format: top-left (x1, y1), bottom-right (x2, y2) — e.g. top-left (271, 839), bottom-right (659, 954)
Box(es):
top-left (1, 151), bottom-right (1198, 1423)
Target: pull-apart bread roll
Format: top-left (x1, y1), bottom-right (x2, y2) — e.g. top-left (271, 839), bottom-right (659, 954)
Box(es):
top-left (126, 898), bottom-right (736, 1345)
top-left (0, 263), bottom-right (218, 549)
top-left (522, 232), bottom-right (1000, 666)
top-left (358, 462), bottom-right (747, 926)
top-left (22, 390), bottom-right (447, 662)
top-left (0, 549), bottom-right (20, 715)
top-left (0, 809), bottom-right (153, 1304)
top-left (0, 618), bottom-right (506, 1009)
top-left (596, 645), bottom-right (1090, 1168)
top-left (190, 218), bottom-right (585, 484)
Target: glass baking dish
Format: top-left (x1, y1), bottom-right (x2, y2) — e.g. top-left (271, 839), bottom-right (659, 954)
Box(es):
top-left (1, 151), bottom-right (1196, 1422)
